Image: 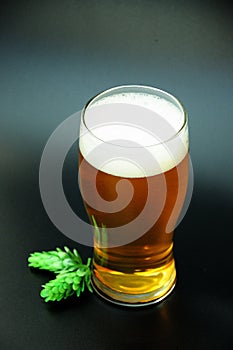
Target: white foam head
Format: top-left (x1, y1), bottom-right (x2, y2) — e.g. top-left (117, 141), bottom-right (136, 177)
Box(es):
top-left (79, 90), bottom-right (188, 177)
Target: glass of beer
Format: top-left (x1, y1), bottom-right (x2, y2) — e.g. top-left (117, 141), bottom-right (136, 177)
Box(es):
top-left (78, 85), bottom-right (189, 306)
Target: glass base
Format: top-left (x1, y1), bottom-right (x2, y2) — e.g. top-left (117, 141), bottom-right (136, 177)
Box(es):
top-left (91, 260), bottom-right (176, 307)
top-left (91, 278), bottom-right (176, 307)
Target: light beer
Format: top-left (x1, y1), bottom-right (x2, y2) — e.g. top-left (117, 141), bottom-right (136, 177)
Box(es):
top-left (79, 86), bottom-right (189, 305)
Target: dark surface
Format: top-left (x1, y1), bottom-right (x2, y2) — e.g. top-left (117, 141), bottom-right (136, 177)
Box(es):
top-left (0, 1), bottom-right (233, 349)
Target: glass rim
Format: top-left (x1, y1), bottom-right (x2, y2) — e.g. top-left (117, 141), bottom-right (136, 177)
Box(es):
top-left (81, 84), bottom-right (188, 148)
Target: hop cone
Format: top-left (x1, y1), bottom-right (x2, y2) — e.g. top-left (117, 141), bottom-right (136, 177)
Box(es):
top-left (28, 247), bottom-right (83, 273)
top-left (40, 264), bottom-right (93, 302)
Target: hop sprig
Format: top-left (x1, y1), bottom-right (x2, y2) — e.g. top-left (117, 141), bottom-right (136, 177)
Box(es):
top-left (28, 247), bottom-right (93, 302)
top-left (28, 246), bottom-right (83, 273)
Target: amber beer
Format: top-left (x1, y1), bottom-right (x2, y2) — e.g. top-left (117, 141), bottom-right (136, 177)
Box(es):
top-left (79, 85), bottom-right (189, 305)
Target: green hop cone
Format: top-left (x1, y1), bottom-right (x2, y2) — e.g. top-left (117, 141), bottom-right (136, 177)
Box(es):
top-left (28, 246), bottom-right (83, 273)
top-left (40, 265), bottom-right (93, 302)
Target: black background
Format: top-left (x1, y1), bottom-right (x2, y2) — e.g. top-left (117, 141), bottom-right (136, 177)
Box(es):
top-left (0, 1), bottom-right (233, 349)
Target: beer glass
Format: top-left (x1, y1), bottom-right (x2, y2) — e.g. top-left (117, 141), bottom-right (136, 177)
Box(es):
top-left (78, 85), bottom-right (189, 306)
